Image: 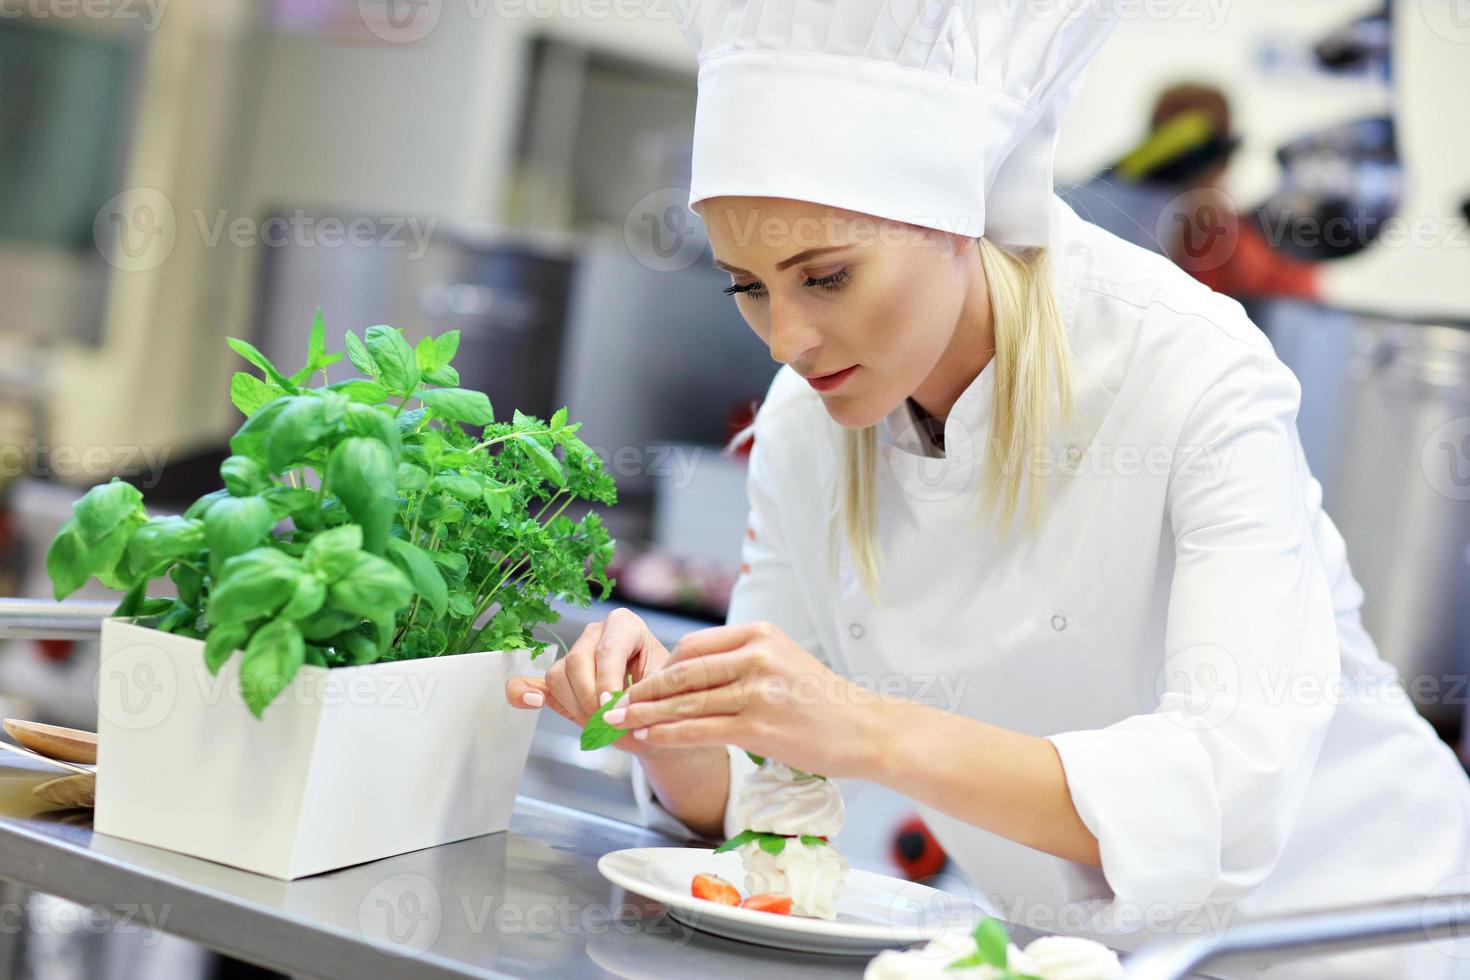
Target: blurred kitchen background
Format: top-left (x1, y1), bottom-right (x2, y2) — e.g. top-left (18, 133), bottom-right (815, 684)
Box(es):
top-left (0, 0), bottom-right (1467, 975)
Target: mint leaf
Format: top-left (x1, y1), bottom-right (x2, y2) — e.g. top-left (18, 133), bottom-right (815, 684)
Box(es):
top-left (714, 830), bottom-right (825, 855)
top-left (974, 918), bottom-right (1011, 968)
top-left (712, 829), bottom-right (760, 855)
top-left (580, 678), bottom-right (632, 750)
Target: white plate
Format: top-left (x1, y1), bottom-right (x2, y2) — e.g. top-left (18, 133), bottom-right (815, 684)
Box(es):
top-left (598, 846), bottom-right (974, 956)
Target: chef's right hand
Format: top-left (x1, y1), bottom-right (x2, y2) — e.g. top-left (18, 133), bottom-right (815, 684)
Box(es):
top-left (504, 607), bottom-right (672, 748)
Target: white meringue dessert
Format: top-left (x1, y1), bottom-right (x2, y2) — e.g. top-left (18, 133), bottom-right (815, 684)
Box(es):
top-left (864, 918), bottom-right (1122, 980)
top-left (724, 757), bottom-right (849, 919)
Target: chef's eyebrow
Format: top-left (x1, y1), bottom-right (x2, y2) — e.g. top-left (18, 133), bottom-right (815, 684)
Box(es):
top-left (711, 245), bottom-right (850, 276)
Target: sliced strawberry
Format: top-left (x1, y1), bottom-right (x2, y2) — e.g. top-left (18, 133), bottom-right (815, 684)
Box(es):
top-left (740, 893), bottom-right (793, 915)
top-left (691, 873), bottom-right (741, 906)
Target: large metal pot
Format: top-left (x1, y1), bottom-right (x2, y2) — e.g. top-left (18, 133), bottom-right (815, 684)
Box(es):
top-left (1251, 298), bottom-right (1470, 725)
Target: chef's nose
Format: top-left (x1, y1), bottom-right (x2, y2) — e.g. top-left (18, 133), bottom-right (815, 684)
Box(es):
top-left (767, 307), bottom-right (821, 366)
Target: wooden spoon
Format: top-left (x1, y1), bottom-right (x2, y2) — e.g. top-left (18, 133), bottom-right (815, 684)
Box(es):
top-left (3, 720), bottom-right (98, 765)
top-left (33, 773), bottom-right (95, 809)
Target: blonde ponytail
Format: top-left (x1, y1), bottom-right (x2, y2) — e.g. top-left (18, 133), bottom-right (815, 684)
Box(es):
top-left (837, 239), bottom-right (1073, 605)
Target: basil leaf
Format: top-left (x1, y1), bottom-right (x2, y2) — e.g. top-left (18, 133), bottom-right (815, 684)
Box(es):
top-left (113, 578), bottom-right (147, 619)
top-left (264, 395), bottom-right (332, 473)
top-left (73, 480), bottom-right (144, 547)
top-left (183, 488), bottom-right (230, 521)
top-left (124, 516), bottom-right (204, 575)
top-left (204, 622), bottom-right (249, 675)
top-left (327, 437), bottom-right (397, 554)
top-left (45, 525), bottom-right (89, 599)
top-left (299, 610), bottom-right (361, 642)
top-left (229, 396), bottom-right (289, 464)
top-left (207, 548), bottom-right (300, 625)
top-left (240, 619), bottom-right (306, 718)
top-left (580, 688), bottom-right (628, 750)
top-left (342, 402), bottom-right (402, 457)
top-left (757, 833), bottom-right (786, 856)
top-left (434, 330), bottom-right (460, 365)
top-left (430, 550), bottom-right (469, 584)
top-left (396, 462), bottom-right (430, 491)
top-left (384, 538), bottom-right (448, 618)
top-left (415, 335), bottom-right (440, 373)
top-left (229, 372), bottom-right (281, 417)
top-left (219, 455), bottom-right (267, 497)
top-left (328, 552), bottom-right (414, 620)
top-left (303, 524), bottom-right (363, 581)
top-left (330, 379), bottom-right (390, 404)
top-left (364, 325), bottom-right (420, 394)
top-left (431, 473), bottom-right (482, 501)
top-left (420, 388), bottom-right (493, 426)
top-left (203, 495), bottom-right (275, 576)
top-left (171, 563), bottom-right (203, 607)
top-left (279, 573), bottom-right (327, 620)
top-left (344, 330), bottom-right (377, 378)
top-left (331, 626), bottom-right (380, 665)
top-left (515, 435), bottom-right (565, 487)
top-left (227, 337), bottom-right (300, 393)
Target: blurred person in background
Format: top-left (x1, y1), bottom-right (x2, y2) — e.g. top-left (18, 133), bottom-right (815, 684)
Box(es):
top-left (1062, 82), bottom-right (1323, 301)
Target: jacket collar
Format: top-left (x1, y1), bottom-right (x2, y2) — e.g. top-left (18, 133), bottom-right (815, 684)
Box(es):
top-left (875, 193), bottom-right (1102, 496)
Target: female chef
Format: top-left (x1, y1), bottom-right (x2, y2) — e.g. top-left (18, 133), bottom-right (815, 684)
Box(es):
top-left (507, 1), bottom-right (1470, 975)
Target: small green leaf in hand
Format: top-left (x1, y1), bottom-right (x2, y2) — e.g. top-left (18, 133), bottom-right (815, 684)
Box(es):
top-left (580, 684), bottom-right (630, 751)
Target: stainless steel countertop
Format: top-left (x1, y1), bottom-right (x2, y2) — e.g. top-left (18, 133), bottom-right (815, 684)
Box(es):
top-left (0, 753), bottom-right (874, 979)
top-left (0, 746), bottom-right (1233, 979)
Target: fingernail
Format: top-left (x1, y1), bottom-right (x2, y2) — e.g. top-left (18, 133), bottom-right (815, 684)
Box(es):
top-left (599, 691), bottom-right (613, 706)
top-left (603, 707), bottom-right (626, 725)
top-left (633, 728), bottom-right (648, 740)
top-left (522, 691), bottom-right (544, 707)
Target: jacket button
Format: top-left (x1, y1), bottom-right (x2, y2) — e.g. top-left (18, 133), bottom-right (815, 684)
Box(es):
top-left (849, 623), bottom-right (865, 639)
top-left (1051, 615), bottom-right (1067, 632)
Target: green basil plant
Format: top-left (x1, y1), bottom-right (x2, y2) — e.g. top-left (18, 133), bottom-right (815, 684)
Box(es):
top-left (46, 314), bottom-right (617, 717)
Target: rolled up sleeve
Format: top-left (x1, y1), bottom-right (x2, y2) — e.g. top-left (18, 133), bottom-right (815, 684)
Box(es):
top-left (1046, 345), bottom-right (1340, 913)
top-left (631, 402), bottom-right (828, 841)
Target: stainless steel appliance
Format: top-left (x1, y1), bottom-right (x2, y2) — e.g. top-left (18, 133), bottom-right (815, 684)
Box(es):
top-left (1252, 298), bottom-right (1470, 726)
top-left (252, 212), bottom-right (581, 424)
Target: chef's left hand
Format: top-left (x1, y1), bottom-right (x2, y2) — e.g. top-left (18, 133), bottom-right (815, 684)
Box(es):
top-left (598, 621), bottom-right (885, 779)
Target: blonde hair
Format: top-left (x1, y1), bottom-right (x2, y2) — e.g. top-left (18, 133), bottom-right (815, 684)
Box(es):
top-left (838, 237), bottom-right (1074, 605)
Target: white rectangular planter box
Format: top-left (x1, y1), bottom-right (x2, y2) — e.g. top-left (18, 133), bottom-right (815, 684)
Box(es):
top-left (95, 618), bottom-right (549, 879)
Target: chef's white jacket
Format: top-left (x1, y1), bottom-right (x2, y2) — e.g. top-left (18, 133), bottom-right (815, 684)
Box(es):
top-left (632, 193), bottom-right (1470, 979)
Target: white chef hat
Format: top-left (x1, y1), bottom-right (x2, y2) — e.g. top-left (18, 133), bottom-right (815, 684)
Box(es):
top-left (675, 0), bottom-right (1118, 246)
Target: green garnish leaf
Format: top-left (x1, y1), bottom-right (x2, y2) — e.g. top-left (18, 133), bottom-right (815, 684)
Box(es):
top-left (712, 829), bottom-right (759, 855)
top-left (580, 689), bottom-right (627, 750)
top-left (713, 830), bottom-right (827, 855)
top-left (745, 751), bottom-right (765, 766)
top-left (974, 917), bottom-right (1011, 968)
top-left (580, 672), bottom-right (634, 751)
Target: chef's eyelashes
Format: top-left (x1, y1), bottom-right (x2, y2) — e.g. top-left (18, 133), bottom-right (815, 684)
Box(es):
top-left (721, 268), bottom-right (852, 298)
